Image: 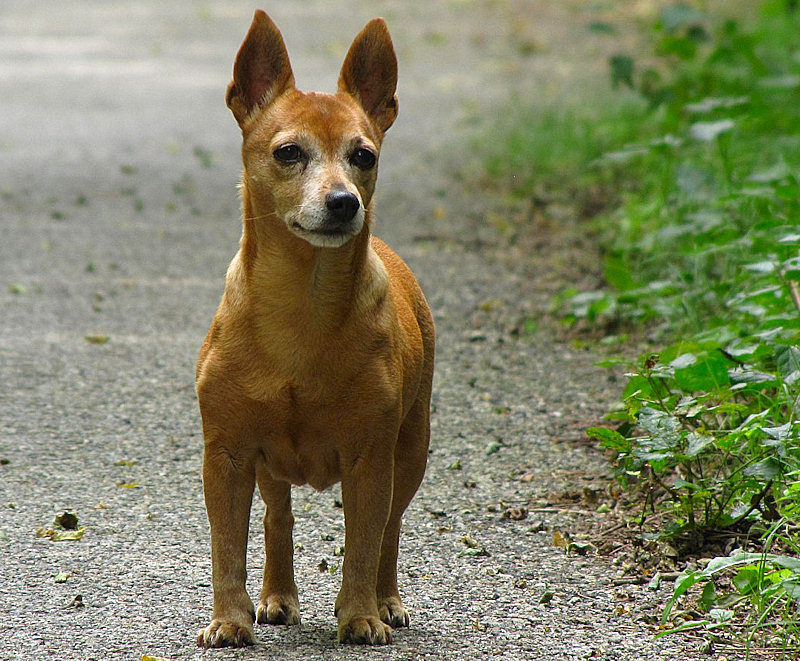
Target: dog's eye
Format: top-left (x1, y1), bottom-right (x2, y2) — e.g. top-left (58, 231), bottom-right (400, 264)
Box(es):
top-left (274, 144), bottom-right (304, 164)
top-left (350, 148), bottom-right (376, 170)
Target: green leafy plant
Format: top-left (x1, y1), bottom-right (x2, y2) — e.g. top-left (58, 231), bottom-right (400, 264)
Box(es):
top-left (590, 342), bottom-right (799, 546)
top-left (573, 1), bottom-right (800, 653)
top-left (484, 0), bottom-right (800, 653)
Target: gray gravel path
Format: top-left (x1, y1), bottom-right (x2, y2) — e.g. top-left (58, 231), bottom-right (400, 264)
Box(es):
top-left (0, 2), bottom-right (696, 659)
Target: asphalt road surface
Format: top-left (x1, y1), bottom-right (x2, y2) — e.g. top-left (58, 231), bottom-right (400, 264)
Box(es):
top-left (0, 2), bottom-right (695, 659)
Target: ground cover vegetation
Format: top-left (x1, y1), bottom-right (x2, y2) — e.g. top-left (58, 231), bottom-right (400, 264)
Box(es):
top-left (485, 1), bottom-right (800, 655)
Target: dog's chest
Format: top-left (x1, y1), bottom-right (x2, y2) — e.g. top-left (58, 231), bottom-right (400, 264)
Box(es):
top-left (259, 394), bottom-right (346, 491)
top-left (236, 320), bottom-right (397, 490)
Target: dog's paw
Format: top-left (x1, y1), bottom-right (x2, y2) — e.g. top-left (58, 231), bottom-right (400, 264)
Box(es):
top-left (378, 596), bottom-right (410, 628)
top-left (338, 615), bottom-right (392, 645)
top-left (197, 619), bottom-right (255, 648)
top-left (256, 594), bottom-right (301, 626)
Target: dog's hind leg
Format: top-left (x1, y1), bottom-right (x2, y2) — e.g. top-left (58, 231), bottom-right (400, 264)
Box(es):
top-left (255, 461), bottom-right (301, 625)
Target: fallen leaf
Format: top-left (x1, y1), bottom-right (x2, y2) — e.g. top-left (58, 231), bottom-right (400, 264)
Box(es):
top-left (553, 530), bottom-right (570, 548)
top-left (647, 572), bottom-right (661, 590)
top-left (54, 571), bottom-right (71, 584)
top-left (53, 511), bottom-right (79, 530)
top-left (85, 335), bottom-right (109, 344)
top-left (485, 441), bottom-right (502, 456)
top-left (502, 507), bottom-right (528, 521)
top-left (459, 533), bottom-right (489, 557)
top-left (52, 528), bottom-right (85, 542)
top-left (567, 541), bottom-right (594, 556)
top-left (478, 298), bottom-right (502, 312)
top-left (116, 480), bottom-right (139, 489)
top-left (142, 656), bottom-right (169, 661)
top-left (462, 533), bottom-right (479, 549)
top-left (115, 459), bottom-right (137, 466)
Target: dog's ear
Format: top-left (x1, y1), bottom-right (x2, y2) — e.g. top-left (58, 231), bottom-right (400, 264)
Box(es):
top-left (226, 10), bottom-right (295, 127)
top-left (338, 18), bottom-right (398, 134)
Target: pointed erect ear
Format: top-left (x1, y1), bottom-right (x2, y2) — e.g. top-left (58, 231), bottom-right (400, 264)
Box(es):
top-left (338, 18), bottom-right (399, 134)
top-left (226, 10), bottom-right (295, 126)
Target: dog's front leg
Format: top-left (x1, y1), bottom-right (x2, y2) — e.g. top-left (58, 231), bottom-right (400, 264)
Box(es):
top-left (197, 441), bottom-right (257, 648)
top-left (335, 437), bottom-right (395, 645)
top-left (255, 463), bottom-right (300, 626)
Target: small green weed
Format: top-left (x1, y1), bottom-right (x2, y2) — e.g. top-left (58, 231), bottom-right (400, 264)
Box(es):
top-left (657, 516), bottom-right (800, 652)
top-left (589, 343), bottom-right (800, 541)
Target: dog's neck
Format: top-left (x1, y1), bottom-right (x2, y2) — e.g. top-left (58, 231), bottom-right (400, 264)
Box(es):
top-left (236, 189), bottom-right (377, 329)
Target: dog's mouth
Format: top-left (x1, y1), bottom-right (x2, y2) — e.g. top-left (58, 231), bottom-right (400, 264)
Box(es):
top-left (292, 222), bottom-right (347, 236)
top-left (290, 221), bottom-right (358, 248)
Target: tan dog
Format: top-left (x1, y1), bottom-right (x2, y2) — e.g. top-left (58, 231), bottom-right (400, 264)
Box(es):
top-left (195, 10), bottom-right (434, 648)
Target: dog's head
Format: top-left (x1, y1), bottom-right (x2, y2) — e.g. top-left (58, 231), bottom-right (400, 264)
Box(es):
top-left (226, 11), bottom-right (398, 249)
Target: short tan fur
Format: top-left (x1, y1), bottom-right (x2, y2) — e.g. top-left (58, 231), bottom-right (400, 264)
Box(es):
top-left (196, 10), bottom-right (434, 648)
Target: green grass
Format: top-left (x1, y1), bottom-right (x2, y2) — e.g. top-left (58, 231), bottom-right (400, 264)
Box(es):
top-left (481, 96), bottom-right (652, 195)
top-left (483, 1), bottom-right (800, 655)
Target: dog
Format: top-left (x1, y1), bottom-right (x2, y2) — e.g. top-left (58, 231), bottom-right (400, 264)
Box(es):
top-left (195, 10), bottom-right (435, 648)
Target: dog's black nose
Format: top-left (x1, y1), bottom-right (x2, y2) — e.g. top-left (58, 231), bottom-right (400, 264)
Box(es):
top-left (325, 191), bottom-right (360, 223)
